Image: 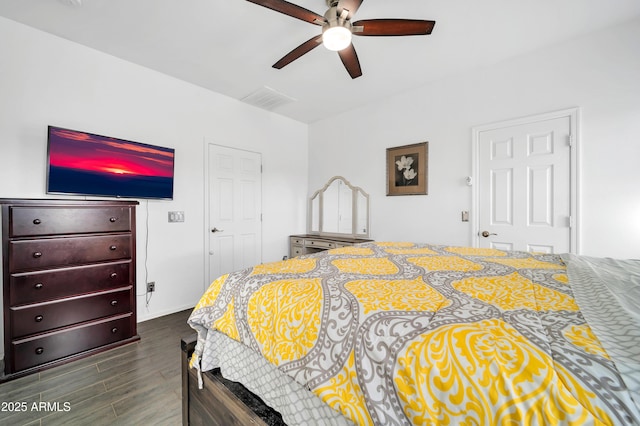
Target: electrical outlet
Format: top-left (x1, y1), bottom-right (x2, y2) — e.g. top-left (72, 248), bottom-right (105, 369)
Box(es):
top-left (147, 282), bottom-right (155, 292)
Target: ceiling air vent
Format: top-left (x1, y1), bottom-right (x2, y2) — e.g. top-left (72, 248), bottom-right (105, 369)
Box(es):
top-left (240, 86), bottom-right (296, 111)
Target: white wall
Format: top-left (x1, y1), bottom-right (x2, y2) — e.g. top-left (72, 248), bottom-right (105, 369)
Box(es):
top-left (309, 18), bottom-right (640, 260)
top-left (0, 16), bottom-right (309, 331)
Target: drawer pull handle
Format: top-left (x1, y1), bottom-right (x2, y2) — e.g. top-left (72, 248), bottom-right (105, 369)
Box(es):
top-left (109, 217), bottom-right (117, 223)
top-left (110, 272), bottom-right (117, 279)
top-left (33, 252), bottom-right (42, 258)
top-left (34, 282), bottom-right (44, 290)
top-left (109, 245), bottom-right (117, 251)
top-left (111, 327), bottom-right (118, 334)
top-left (35, 347), bottom-right (44, 355)
top-left (33, 219), bottom-right (42, 225)
top-left (35, 315), bottom-right (44, 322)
top-left (110, 300), bottom-right (118, 306)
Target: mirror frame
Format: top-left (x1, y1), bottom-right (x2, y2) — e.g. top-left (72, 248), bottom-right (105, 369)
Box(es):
top-left (308, 176), bottom-right (370, 238)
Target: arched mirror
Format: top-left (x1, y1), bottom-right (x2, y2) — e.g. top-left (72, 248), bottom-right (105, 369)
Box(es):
top-left (308, 176), bottom-right (369, 238)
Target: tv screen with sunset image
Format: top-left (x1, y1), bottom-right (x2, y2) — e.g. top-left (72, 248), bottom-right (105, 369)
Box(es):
top-left (47, 126), bottom-right (175, 199)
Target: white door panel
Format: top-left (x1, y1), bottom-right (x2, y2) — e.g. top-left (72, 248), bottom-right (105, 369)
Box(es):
top-left (474, 110), bottom-right (577, 253)
top-left (207, 145), bottom-right (262, 285)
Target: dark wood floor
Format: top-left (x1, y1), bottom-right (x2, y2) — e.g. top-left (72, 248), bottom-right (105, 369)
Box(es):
top-left (0, 308), bottom-right (193, 426)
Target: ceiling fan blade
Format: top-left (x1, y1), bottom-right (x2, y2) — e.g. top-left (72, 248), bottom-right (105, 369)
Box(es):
top-left (352, 19), bottom-right (436, 36)
top-left (338, 44), bottom-right (362, 79)
top-left (273, 35), bottom-right (323, 69)
top-left (337, 0), bottom-right (364, 19)
top-left (246, 0), bottom-right (325, 25)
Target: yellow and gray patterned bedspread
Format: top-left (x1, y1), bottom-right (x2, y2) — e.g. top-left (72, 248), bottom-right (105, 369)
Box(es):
top-left (188, 242), bottom-right (640, 425)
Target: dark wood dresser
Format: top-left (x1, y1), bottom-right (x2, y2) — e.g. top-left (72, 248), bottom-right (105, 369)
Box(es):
top-left (0, 199), bottom-right (140, 381)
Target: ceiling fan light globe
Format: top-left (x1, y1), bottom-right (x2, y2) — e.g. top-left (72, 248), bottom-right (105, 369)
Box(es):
top-left (322, 26), bottom-right (352, 51)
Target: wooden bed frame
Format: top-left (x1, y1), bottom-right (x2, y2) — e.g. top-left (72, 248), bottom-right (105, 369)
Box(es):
top-left (181, 334), bottom-right (285, 426)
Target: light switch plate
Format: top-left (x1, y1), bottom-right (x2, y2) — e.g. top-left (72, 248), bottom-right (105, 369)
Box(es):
top-left (168, 211), bottom-right (185, 223)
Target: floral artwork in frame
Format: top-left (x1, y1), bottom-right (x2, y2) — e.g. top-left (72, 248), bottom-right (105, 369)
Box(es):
top-left (386, 142), bottom-right (428, 196)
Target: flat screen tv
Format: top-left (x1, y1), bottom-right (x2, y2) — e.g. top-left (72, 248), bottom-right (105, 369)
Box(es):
top-left (47, 126), bottom-right (175, 199)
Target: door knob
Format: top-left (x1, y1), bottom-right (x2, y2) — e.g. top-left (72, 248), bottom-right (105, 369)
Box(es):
top-left (211, 227), bottom-right (224, 233)
top-left (481, 231), bottom-right (497, 238)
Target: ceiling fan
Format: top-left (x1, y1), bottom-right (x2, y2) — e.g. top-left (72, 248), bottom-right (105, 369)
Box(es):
top-left (246, 0), bottom-right (436, 79)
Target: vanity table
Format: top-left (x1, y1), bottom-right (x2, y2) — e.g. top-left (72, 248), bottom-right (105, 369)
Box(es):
top-left (290, 176), bottom-right (373, 258)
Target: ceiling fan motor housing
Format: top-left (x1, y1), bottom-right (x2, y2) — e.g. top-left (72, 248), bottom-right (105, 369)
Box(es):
top-left (322, 5), bottom-right (353, 51)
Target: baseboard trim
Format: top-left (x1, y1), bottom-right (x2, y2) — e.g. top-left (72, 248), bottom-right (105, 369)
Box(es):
top-left (137, 303), bottom-right (195, 323)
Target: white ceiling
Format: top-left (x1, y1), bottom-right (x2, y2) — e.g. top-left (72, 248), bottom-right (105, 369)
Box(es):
top-left (2, 0), bottom-right (639, 123)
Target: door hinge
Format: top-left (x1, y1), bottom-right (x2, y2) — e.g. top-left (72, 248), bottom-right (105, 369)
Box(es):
top-left (568, 134), bottom-right (573, 147)
top-left (568, 215), bottom-right (573, 228)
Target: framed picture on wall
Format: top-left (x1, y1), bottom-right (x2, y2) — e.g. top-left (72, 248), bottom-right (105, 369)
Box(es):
top-left (386, 142), bottom-right (428, 196)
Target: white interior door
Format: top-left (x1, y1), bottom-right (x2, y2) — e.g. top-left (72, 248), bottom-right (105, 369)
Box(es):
top-left (473, 110), bottom-right (578, 253)
top-left (207, 144), bottom-right (262, 284)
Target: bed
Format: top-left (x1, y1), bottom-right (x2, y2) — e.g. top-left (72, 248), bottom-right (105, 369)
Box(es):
top-left (183, 241), bottom-right (640, 425)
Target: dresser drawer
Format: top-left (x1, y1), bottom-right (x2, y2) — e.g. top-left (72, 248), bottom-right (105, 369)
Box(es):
top-left (305, 239), bottom-right (336, 250)
top-left (9, 206), bottom-right (132, 237)
top-left (10, 314), bottom-right (133, 372)
top-left (10, 288), bottom-right (132, 338)
top-left (9, 260), bottom-right (131, 305)
top-left (291, 246), bottom-right (305, 257)
top-left (9, 234), bottom-right (132, 272)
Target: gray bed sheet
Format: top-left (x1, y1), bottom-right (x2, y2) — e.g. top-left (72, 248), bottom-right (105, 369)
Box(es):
top-left (562, 253), bottom-right (640, 419)
top-left (197, 329), bottom-right (354, 426)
